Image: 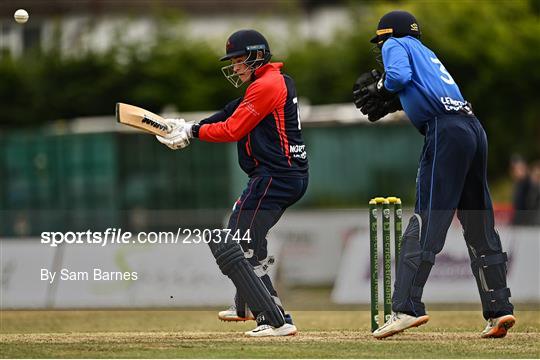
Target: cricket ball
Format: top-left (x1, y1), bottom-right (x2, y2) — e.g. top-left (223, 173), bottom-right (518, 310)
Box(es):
top-left (14, 9), bottom-right (29, 24)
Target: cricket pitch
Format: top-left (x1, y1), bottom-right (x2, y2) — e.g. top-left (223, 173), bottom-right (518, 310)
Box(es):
top-left (1, 310), bottom-right (539, 358)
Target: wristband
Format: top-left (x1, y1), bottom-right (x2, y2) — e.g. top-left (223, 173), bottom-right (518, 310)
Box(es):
top-left (192, 123), bottom-right (201, 138)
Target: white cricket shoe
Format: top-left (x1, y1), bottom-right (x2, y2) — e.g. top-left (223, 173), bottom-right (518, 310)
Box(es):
top-left (245, 323), bottom-right (298, 337)
top-left (481, 314), bottom-right (516, 338)
top-left (373, 312), bottom-right (429, 339)
top-left (218, 305), bottom-right (255, 322)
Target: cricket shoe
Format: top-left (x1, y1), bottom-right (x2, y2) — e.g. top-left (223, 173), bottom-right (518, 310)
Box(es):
top-left (218, 305), bottom-right (255, 322)
top-left (373, 312), bottom-right (430, 339)
top-left (481, 314), bottom-right (516, 338)
top-left (245, 323), bottom-right (298, 337)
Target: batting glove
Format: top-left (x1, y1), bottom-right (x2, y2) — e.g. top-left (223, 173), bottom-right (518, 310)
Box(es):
top-left (156, 118), bottom-right (190, 150)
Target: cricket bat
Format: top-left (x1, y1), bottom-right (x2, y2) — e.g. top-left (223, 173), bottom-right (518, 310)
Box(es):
top-left (116, 103), bottom-right (172, 136)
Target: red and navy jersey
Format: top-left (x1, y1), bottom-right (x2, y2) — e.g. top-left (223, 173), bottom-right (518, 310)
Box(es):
top-left (198, 62), bottom-right (308, 178)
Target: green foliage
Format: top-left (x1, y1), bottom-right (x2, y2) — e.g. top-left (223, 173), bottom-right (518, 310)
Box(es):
top-left (115, 34), bottom-right (237, 113)
top-left (0, 0), bottom-right (538, 177)
top-left (397, 0), bottom-right (540, 175)
top-left (0, 57), bottom-right (33, 125)
top-left (287, 0), bottom-right (540, 176)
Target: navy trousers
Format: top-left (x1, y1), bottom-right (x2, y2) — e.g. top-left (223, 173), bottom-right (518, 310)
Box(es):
top-left (393, 114), bottom-right (513, 319)
top-left (227, 176), bottom-right (308, 304)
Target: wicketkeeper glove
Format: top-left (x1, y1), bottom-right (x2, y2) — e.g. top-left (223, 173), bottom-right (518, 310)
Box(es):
top-left (365, 97), bottom-right (403, 122)
top-left (352, 70), bottom-right (402, 122)
top-left (156, 118), bottom-right (191, 150)
top-left (352, 69), bottom-right (381, 109)
top-left (365, 71), bottom-right (395, 101)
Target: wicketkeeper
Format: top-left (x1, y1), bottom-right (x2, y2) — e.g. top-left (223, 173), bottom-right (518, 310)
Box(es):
top-left (353, 11), bottom-right (515, 339)
top-left (156, 29), bottom-right (308, 337)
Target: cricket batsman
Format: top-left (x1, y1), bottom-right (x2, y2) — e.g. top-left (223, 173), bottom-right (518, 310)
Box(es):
top-left (353, 11), bottom-right (515, 339)
top-left (156, 29), bottom-right (308, 337)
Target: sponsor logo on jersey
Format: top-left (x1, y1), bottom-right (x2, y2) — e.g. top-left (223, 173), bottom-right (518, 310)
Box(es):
top-left (289, 144), bottom-right (307, 159)
top-left (440, 97), bottom-right (472, 113)
top-left (242, 100), bottom-right (260, 116)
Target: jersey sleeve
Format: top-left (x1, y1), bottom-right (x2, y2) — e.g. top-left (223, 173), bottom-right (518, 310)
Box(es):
top-left (382, 39), bottom-right (412, 93)
top-left (199, 80), bottom-right (281, 142)
top-left (199, 97), bottom-right (242, 125)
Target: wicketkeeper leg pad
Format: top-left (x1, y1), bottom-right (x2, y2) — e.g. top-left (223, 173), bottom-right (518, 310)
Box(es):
top-left (468, 249), bottom-right (513, 319)
top-left (392, 214), bottom-right (436, 316)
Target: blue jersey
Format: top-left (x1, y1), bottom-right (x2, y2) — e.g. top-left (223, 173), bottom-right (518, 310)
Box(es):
top-left (382, 36), bottom-right (470, 133)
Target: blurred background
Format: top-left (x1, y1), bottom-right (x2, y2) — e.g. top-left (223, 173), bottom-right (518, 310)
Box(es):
top-left (1, 0), bottom-right (539, 310)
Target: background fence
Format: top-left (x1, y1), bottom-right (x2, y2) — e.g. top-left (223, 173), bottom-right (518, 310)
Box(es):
top-left (1, 118), bottom-right (423, 236)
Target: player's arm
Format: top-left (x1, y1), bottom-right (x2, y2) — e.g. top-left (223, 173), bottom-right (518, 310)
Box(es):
top-left (195, 80), bottom-right (280, 142)
top-left (362, 39), bottom-right (411, 101)
top-left (156, 97), bottom-right (243, 149)
top-left (199, 97), bottom-right (242, 125)
top-left (352, 40), bottom-right (410, 122)
top-left (157, 81), bottom-right (278, 147)
top-left (353, 39), bottom-right (411, 104)
top-left (381, 39), bottom-right (412, 92)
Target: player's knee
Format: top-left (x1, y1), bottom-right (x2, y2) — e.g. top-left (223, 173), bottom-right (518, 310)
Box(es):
top-left (394, 214), bottom-right (436, 304)
top-left (217, 245), bottom-right (245, 275)
top-left (400, 215), bottom-right (435, 269)
top-left (207, 233), bottom-right (245, 276)
top-left (403, 213), bottom-right (422, 241)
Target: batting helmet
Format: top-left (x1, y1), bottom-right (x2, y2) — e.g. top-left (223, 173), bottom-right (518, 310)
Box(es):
top-left (370, 10), bottom-right (421, 45)
top-left (220, 29), bottom-right (272, 63)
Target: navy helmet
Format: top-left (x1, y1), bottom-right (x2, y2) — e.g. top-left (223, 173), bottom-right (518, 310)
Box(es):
top-left (220, 29), bottom-right (272, 63)
top-left (370, 10), bottom-right (421, 45)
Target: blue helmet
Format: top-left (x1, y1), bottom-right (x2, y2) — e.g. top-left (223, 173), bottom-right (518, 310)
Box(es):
top-left (370, 10), bottom-right (421, 45)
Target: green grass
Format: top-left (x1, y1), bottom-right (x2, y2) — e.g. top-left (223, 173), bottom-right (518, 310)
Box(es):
top-left (1, 310), bottom-right (539, 358)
